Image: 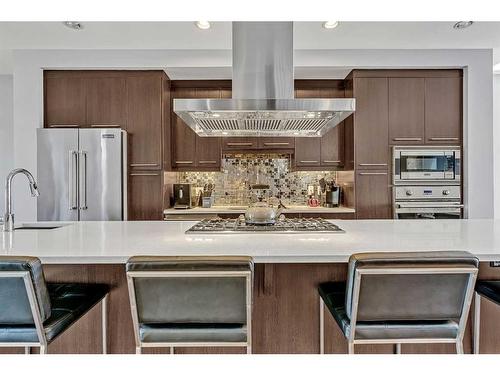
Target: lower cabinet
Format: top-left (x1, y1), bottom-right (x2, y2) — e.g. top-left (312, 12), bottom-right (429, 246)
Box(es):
top-left (128, 172), bottom-right (164, 220)
top-left (355, 170), bottom-right (392, 219)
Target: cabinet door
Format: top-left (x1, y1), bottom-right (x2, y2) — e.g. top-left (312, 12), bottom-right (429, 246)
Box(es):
top-left (424, 77), bottom-right (462, 144)
top-left (388, 78), bottom-right (425, 145)
top-left (258, 137), bottom-right (295, 149)
top-left (128, 172), bottom-right (163, 220)
top-left (355, 171), bottom-right (392, 219)
top-left (45, 75), bottom-right (86, 127)
top-left (126, 74), bottom-right (162, 169)
top-left (222, 137), bottom-right (259, 150)
top-left (86, 76), bottom-right (127, 127)
top-left (354, 78), bottom-right (389, 169)
top-left (294, 138), bottom-right (321, 167)
top-left (193, 88), bottom-right (221, 169)
top-left (321, 125), bottom-right (344, 167)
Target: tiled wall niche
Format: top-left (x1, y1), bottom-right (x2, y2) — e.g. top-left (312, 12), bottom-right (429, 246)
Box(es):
top-left (166, 154), bottom-right (354, 207)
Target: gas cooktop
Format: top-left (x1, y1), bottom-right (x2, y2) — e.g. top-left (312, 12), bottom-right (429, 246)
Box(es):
top-left (185, 218), bottom-right (344, 234)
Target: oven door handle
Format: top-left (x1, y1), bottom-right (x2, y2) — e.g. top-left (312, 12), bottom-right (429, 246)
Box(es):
top-left (396, 203), bottom-right (464, 209)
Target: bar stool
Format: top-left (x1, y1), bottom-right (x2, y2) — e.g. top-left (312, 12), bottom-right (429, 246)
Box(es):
top-left (0, 256), bottom-right (109, 354)
top-left (318, 251), bottom-right (478, 354)
top-left (473, 280), bottom-right (500, 354)
top-left (126, 256), bottom-right (253, 354)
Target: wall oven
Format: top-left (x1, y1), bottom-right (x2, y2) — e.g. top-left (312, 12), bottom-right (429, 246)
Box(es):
top-left (393, 185), bottom-right (463, 220)
top-left (393, 146), bottom-right (460, 185)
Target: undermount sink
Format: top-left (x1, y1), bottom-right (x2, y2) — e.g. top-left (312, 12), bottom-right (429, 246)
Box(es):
top-left (13, 223), bottom-right (68, 230)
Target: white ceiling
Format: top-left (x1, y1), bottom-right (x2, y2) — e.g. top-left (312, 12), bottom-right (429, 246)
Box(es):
top-left (1, 21), bottom-right (500, 75)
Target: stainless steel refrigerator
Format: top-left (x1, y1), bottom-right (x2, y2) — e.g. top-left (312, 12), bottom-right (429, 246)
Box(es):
top-left (37, 128), bottom-right (127, 221)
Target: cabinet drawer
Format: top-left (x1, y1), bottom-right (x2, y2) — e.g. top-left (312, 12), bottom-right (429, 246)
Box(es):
top-left (258, 137), bottom-right (295, 149)
top-left (222, 137), bottom-right (258, 150)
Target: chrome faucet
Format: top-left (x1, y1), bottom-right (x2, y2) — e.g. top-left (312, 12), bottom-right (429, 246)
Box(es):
top-left (3, 168), bottom-right (40, 232)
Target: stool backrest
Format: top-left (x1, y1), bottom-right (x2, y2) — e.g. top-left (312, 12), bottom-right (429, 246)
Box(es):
top-left (126, 256), bottom-right (253, 324)
top-left (345, 252), bottom-right (478, 322)
top-left (0, 256), bottom-right (52, 324)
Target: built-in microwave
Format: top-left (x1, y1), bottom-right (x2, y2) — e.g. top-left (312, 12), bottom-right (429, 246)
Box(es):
top-left (393, 146), bottom-right (461, 185)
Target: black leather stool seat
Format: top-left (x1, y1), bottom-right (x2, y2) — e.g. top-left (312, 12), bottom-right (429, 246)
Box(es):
top-left (0, 283), bottom-right (109, 343)
top-left (318, 281), bottom-right (459, 340)
top-left (140, 323), bottom-right (247, 343)
top-left (127, 256), bottom-right (253, 273)
top-left (476, 281), bottom-right (500, 305)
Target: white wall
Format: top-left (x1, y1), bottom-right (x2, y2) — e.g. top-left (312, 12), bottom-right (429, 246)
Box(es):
top-left (0, 75), bottom-right (13, 216)
top-left (494, 72), bottom-right (500, 218)
top-left (11, 48), bottom-right (495, 220)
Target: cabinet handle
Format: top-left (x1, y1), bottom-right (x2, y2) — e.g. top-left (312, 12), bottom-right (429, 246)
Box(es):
top-left (392, 137), bottom-right (422, 141)
top-left (299, 160), bottom-right (319, 164)
top-left (48, 124), bottom-right (79, 128)
top-left (226, 142), bottom-right (253, 147)
top-left (130, 163), bottom-right (159, 167)
top-left (130, 173), bottom-right (160, 176)
top-left (175, 161), bottom-right (194, 164)
top-left (323, 160), bottom-right (341, 163)
top-left (358, 172), bottom-right (388, 176)
top-left (90, 124), bottom-right (121, 128)
top-left (198, 161), bottom-right (217, 164)
top-left (263, 142), bottom-right (290, 146)
top-left (429, 137), bottom-right (459, 141)
top-left (358, 163), bottom-right (388, 167)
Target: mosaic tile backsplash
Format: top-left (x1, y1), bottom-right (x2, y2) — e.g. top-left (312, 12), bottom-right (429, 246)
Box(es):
top-left (175, 154), bottom-right (340, 206)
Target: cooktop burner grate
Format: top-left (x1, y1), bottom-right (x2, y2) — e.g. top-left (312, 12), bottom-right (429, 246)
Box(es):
top-left (185, 218), bottom-right (344, 234)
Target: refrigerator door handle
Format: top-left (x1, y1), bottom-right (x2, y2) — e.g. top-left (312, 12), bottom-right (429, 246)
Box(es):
top-left (68, 151), bottom-right (79, 210)
top-left (79, 151), bottom-right (88, 210)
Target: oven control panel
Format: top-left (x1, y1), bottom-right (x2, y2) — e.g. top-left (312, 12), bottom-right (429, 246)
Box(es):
top-left (394, 185), bottom-right (461, 200)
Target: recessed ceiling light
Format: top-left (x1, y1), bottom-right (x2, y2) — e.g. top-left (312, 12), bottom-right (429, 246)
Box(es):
top-left (195, 21), bottom-right (211, 30)
top-left (323, 21), bottom-right (339, 29)
top-left (453, 21), bottom-right (474, 30)
top-left (63, 21), bottom-right (83, 30)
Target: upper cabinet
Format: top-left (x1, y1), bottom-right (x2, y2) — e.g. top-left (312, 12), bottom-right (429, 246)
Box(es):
top-left (44, 73), bottom-right (86, 127)
top-left (86, 75), bottom-right (127, 127)
top-left (424, 77), bottom-right (462, 144)
top-left (388, 78), bottom-right (425, 145)
top-left (353, 77), bottom-right (390, 169)
top-left (126, 72), bottom-right (164, 169)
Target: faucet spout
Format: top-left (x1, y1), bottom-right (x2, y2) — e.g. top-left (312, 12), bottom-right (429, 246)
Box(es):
top-left (3, 168), bottom-right (39, 232)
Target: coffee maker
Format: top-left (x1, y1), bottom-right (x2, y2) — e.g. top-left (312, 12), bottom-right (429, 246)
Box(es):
top-left (173, 184), bottom-right (192, 209)
top-left (325, 186), bottom-right (341, 208)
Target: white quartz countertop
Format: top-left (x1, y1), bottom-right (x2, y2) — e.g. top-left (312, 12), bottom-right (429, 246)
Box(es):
top-left (1, 219), bottom-right (500, 264)
top-left (163, 206), bottom-right (355, 215)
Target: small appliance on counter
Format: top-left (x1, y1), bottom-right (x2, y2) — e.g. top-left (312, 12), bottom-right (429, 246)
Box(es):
top-left (173, 183), bottom-right (192, 209)
top-left (319, 177), bottom-right (341, 208)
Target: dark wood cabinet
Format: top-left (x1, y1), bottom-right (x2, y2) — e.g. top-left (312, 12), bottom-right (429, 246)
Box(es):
top-left (196, 137), bottom-right (221, 168)
top-left (258, 137), bottom-right (295, 149)
top-left (44, 74), bottom-right (86, 127)
top-left (294, 138), bottom-right (321, 167)
top-left (425, 77), bottom-right (462, 144)
top-left (388, 78), bottom-right (425, 145)
top-left (222, 137), bottom-right (258, 150)
top-left (321, 126), bottom-right (344, 167)
top-left (353, 77), bottom-right (389, 170)
top-left (86, 76), bottom-right (127, 127)
top-left (355, 171), bottom-right (392, 219)
top-left (128, 172), bottom-right (164, 220)
top-left (126, 73), bottom-right (163, 169)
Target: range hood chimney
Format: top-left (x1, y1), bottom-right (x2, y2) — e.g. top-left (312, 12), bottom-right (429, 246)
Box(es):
top-left (173, 22), bottom-right (355, 137)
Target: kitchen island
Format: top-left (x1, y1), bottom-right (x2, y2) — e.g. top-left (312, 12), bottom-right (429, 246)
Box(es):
top-left (2, 219), bottom-right (500, 354)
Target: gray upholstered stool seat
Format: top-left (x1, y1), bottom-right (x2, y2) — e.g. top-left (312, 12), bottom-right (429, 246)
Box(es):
top-left (140, 323), bottom-right (247, 343)
top-left (318, 281), bottom-right (459, 341)
top-left (318, 251), bottom-right (478, 354)
top-left (0, 256), bottom-right (109, 354)
top-left (126, 256), bottom-right (253, 354)
top-left (0, 283), bottom-right (109, 343)
top-left (473, 280), bottom-right (500, 354)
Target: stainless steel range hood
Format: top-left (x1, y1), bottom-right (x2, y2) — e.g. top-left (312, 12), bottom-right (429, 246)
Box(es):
top-left (173, 22), bottom-right (355, 137)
